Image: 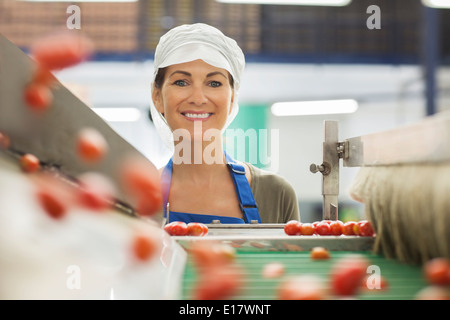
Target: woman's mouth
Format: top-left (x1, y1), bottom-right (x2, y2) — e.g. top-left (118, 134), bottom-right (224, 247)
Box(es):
top-left (181, 112), bottom-right (213, 121)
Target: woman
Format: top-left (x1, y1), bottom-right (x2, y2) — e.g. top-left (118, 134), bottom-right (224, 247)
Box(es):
top-left (150, 23), bottom-right (299, 224)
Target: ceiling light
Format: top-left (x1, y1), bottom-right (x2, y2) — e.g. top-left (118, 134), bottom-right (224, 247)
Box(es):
top-left (422, 0), bottom-right (450, 8)
top-left (271, 99), bottom-right (358, 116)
top-left (92, 108), bottom-right (141, 122)
top-left (216, 0), bottom-right (351, 6)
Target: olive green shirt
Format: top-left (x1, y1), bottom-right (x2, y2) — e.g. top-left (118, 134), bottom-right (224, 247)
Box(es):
top-left (247, 163), bottom-right (300, 223)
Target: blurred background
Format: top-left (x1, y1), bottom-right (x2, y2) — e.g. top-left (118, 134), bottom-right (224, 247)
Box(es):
top-left (1, 0), bottom-right (449, 222)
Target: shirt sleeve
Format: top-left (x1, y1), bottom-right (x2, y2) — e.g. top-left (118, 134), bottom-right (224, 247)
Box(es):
top-left (248, 163), bottom-right (300, 223)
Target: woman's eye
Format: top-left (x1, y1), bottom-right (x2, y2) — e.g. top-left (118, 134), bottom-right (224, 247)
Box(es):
top-left (173, 80), bottom-right (187, 86)
top-left (209, 81), bottom-right (222, 88)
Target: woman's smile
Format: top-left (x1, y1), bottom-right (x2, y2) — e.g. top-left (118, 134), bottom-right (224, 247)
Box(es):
top-left (181, 111), bottom-right (213, 121)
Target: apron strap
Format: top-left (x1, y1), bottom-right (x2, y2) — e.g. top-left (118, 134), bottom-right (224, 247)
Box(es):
top-left (225, 153), bottom-right (262, 224)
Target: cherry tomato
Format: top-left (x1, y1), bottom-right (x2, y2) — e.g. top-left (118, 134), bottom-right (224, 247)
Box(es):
top-left (32, 65), bottom-right (56, 86)
top-left (20, 153), bottom-right (40, 173)
top-left (353, 222), bottom-right (361, 236)
top-left (0, 131), bottom-right (11, 149)
top-left (329, 220), bottom-right (344, 236)
top-left (310, 246), bottom-right (331, 260)
top-left (424, 258), bottom-right (450, 286)
top-left (361, 275), bottom-right (389, 291)
top-left (262, 262), bottom-right (285, 279)
top-left (164, 221), bottom-right (188, 236)
top-left (77, 172), bottom-right (115, 211)
top-left (31, 31), bottom-right (94, 71)
top-left (193, 265), bottom-right (243, 300)
top-left (315, 221), bottom-right (331, 235)
top-left (187, 222), bottom-right (208, 236)
top-left (201, 223), bottom-right (209, 236)
top-left (284, 220), bottom-right (302, 236)
top-left (342, 221), bottom-right (357, 236)
top-left (189, 241), bottom-right (236, 269)
top-left (136, 193), bottom-right (163, 217)
top-left (330, 254), bottom-right (370, 296)
top-left (120, 157), bottom-right (161, 196)
top-left (358, 220), bottom-right (375, 237)
top-left (76, 128), bottom-right (108, 163)
top-left (132, 233), bottom-right (158, 262)
top-left (300, 223), bottom-right (315, 235)
top-left (24, 82), bottom-right (53, 112)
top-left (415, 286), bottom-right (450, 300)
top-left (36, 189), bottom-right (67, 219)
top-left (277, 275), bottom-right (326, 300)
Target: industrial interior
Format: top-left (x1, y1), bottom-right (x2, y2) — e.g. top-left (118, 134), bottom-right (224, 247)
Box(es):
top-left (1, 0), bottom-right (450, 301)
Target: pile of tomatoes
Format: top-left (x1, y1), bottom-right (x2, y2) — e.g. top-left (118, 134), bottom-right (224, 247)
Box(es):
top-left (164, 221), bottom-right (208, 237)
top-left (284, 219), bottom-right (374, 237)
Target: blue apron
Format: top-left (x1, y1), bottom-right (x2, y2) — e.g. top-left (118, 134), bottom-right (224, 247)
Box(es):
top-left (161, 152), bottom-right (261, 224)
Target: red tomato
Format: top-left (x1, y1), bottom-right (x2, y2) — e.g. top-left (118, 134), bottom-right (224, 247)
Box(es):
top-left (262, 262), bottom-right (285, 279)
top-left (358, 220), bottom-right (375, 237)
top-left (136, 193), bottom-right (163, 217)
top-left (424, 258), bottom-right (450, 286)
top-left (300, 223), bottom-right (315, 235)
top-left (31, 31), bottom-right (94, 71)
top-left (20, 153), bottom-right (40, 173)
top-left (342, 221), bottom-right (357, 236)
top-left (187, 222), bottom-right (208, 236)
top-left (284, 220), bottom-right (302, 236)
top-left (24, 82), bottom-right (53, 112)
top-left (315, 221), bottom-right (331, 235)
top-left (120, 157), bottom-right (162, 216)
top-left (361, 275), bottom-right (389, 291)
top-left (353, 222), bottom-right (361, 236)
top-left (120, 157), bottom-right (161, 196)
top-left (164, 221), bottom-right (188, 236)
top-left (76, 128), bottom-right (108, 163)
top-left (415, 286), bottom-right (450, 300)
top-left (330, 254), bottom-right (370, 296)
top-left (36, 189), bottom-right (67, 219)
top-left (329, 220), bottom-right (344, 235)
top-left (0, 131), bottom-right (11, 149)
top-left (77, 172), bottom-right (115, 211)
top-left (132, 233), bottom-right (158, 262)
top-left (310, 246), bottom-right (330, 260)
top-left (201, 223), bottom-right (209, 236)
top-left (189, 241), bottom-right (236, 269)
top-left (277, 275), bottom-right (326, 300)
top-left (32, 65), bottom-right (56, 86)
top-left (193, 265), bottom-right (243, 300)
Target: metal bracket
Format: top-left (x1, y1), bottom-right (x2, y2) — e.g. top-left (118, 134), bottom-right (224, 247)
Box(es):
top-left (310, 120), bottom-right (342, 220)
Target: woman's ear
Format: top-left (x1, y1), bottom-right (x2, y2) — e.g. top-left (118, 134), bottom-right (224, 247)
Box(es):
top-left (228, 90), bottom-right (235, 116)
top-left (152, 87), bottom-right (164, 114)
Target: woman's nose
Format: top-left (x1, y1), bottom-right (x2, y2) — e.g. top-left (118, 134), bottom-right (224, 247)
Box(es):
top-left (188, 85), bottom-right (208, 106)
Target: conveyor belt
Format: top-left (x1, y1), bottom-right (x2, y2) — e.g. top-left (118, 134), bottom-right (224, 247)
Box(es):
top-left (182, 249), bottom-right (427, 300)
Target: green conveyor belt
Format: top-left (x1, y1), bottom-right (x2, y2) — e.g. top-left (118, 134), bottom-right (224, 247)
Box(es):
top-left (182, 250), bottom-right (427, 300)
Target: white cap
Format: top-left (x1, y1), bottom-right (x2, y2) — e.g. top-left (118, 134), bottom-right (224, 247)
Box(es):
top-left (150, 23), bottom-right (246, 151)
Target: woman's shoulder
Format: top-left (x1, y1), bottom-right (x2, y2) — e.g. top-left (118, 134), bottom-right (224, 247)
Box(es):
top-left (245, 163), bottom-right (297, 197)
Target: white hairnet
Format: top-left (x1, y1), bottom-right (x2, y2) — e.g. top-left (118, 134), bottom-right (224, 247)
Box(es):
top-left (149, 23), bottom-right (246, 152)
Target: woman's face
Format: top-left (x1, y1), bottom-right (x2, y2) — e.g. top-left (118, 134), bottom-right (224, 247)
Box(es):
top-left (152, 59), bottom-right (234, 139)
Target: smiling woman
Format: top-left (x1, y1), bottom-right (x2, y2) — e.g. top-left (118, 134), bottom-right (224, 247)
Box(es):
top-left (149, 23), bottom-right (300, 225)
